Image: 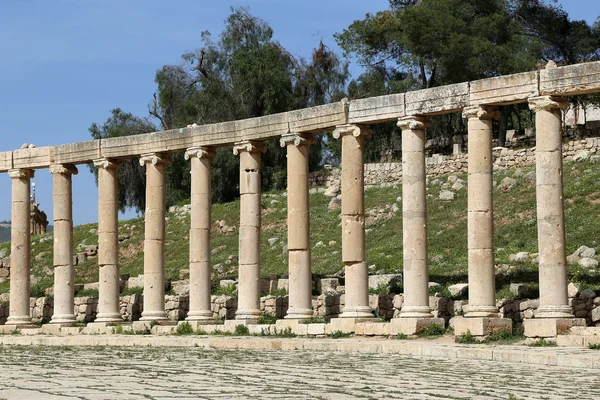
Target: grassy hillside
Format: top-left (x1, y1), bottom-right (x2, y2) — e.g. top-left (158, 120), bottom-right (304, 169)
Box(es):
top-left (1, 160), bottom-right (599, 299)
top-left (0, 227), bottom-right (9, 243)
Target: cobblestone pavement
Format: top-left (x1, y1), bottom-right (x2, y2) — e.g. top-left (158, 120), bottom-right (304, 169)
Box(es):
top-left (0, 345), bottom-right (598, 400)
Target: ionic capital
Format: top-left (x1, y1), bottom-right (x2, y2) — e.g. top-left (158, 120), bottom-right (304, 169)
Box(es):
top-left (397, 116), bottom-right (431, 131)
top-left (462, 105), bottom-right (500, 121)
top-left (93, 158), bottom-right (121, 170)
top-left (528, 96), bottom-right (569, 112)
top-left (139, 153), bottom-right (171, 166)
top-left (184, 146), bottom-right (216, 160)
top-left (232, 140), bottom-right (266, 156)
top-left (49, 164), bottom-right (78, 176)
top-left (279, 133), bottom-right (316, 148)
top-left (8, 169), bottom-right (34, 180)
top-left (332, 124), bottom-right (372, 140)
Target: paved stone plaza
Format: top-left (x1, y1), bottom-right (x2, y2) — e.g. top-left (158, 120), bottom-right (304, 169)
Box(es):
top-left (0, 344), bottom-right (598, 399)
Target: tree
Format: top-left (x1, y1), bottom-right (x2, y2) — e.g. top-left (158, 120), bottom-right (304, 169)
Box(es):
top-left (88, 109), bottom-right (156, 213)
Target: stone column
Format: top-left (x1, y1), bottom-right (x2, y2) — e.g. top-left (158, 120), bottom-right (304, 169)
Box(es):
top-left (94, 158), bottom-right (122, 323)
top-left (281, 133), bottom-right (315, 320)
top-left (529, 96), bottom-right (572, 318)
top-left (139, 153), bottom-right (170, 322)
top-left (7, 168), bottom-right (34, 325)
top-left (185, 146), bottom-right (215, 322)
top-left (234, 141), bottom-right (266, 321)
top-left (332, 124), bottom-right (373, 319)
top-left (397, 116), bottom-right (433, 319)
top-left (463, 106), bottom-right (500, 317)
top-left (50, 164), bottom-right (78, 325)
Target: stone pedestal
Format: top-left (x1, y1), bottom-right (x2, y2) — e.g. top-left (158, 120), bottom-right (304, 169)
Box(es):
top-left (390, 317), bottom-right (445, 336)
top-left (50, 164), bottom-right (78, 325)
top-left (329, 317), bottom-right (379, 334)
top-left (185, 147), bottom-right (216, 321)
top-left (139, 153), bottom-right (170, 322)
top-left (454, 316), bottom-right (512, 337)
top-left (397, 116), bottom-right (434, 319)
top-left (524, 318), bottom-right (586, 338)
top-left (234, 141), bottom-right (266, 321)
top-left (463, 106), bottom-right (501, 318)
top-left (333, 125), bottom-right (373, 318)
top-left (7, 169), bottom-right (34, 325)
top-left (94, 159), bottom-right (123, 323)
top-left (529, 96), bottom-right (572, 318)
top-left (281, 133), bottom-right (315, 320)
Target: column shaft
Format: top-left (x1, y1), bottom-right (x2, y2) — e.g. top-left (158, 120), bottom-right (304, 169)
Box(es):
top-left (398, 117), bottom-right (433, 318)
top-left (234, 141), bottom-right (265, 320)
top-left (282, 134), bottom-right (314, 319)
top-left (529, 96), bottom-right (572, 318)
top-left (463, 106), bottom-right (500, 317)
top-left (140, 153), bottom-right (170, 321)
top-left (333, 125), bottom-right (373, 318)
top-left (50, 164), bottom-right (78, 324)
top-left (8, 169), bottom-right (34, 325)
top-left (94, 159), bottom-right (122, 322)
top-left (185, 147), bottom-right (215, 321)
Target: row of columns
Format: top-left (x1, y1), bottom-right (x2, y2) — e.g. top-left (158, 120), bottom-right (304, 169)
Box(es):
top-left (4, 95), bottom-right (576, 329)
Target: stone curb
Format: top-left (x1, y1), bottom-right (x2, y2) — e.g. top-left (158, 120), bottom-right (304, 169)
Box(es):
top-left (0, 335), bottom-right (599, 369)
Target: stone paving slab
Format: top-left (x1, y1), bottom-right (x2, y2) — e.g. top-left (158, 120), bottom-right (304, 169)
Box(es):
top-left (0, 343), bottom-right (599, 399)
top-left (1, 334), bottom-right (600, 370)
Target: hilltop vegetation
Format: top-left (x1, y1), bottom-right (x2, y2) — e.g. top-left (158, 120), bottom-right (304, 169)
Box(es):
top-left (1, 160), bottom-right (600, 299)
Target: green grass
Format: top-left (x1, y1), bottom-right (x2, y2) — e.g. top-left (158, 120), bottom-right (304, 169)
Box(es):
top-left (416, 324), bottom-right (446, 338)
top-left (527, 338), bottom-right (557, 347)
top-left (327, 330), bottom-right (352, 339)
top-left (2, 159), bottom-right (600, 299)
top-left (588, 343), bottom-right (600, 349)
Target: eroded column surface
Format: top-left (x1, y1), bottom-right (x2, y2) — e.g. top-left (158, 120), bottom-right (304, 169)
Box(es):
top-left (398, 117), bottom-right (433, 318)
top-left (8, 169), bottom-right (34, 325)
top-left (94, 158), bottom-right (122, 323)
top-left (185, 147), bottom-right (215, 321)
top-left (281, 133), bottom-right (315, 320)
top-left (463, 106), bottom-right (500, 318)
top-left (234, 141), bottom-right (266, 320)
top-left (529, 96), bottom-right (572, 318)
top-left (50, 164), bottom-right (78, 325)
top-left (140, 153), bottom-right (170, 322)
top-left (333, 124), bottom-right (373, 318)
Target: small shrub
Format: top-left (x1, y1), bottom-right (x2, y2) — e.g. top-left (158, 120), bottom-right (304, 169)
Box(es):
top-left (528, 338), bottom-right (557, 347)
top-left (417, 324), bottom-right (445, 338)
top-left (213, 283), bottom-right (238, 297)
top-left (301, 316), bottom-right (326, 324)
top-left (396, 333), bottom-right (409, 340)
top-left (269, 288), bottom-right (287, 296)
top-left (588, 343), bottom-right (600, 350)
top-left (75, 288), bottom-right (99, 297)
top-left (30, 283), bottom-right (47, 298)
top-left (121, 287), bottom-right (144, 296)
top-left (176, 322), bottom-right (194, 335)
top-left (455, 330), bottom-right (479, 344)
top-left (368, 283), bottom-right (390, 295)
top-left (258, 313), bottom-right (277, 325)
top-left (327, 330), bottom-right (351, 339)
top-left (234, 324), bottom-right (250, 336)
top-left (273, 327), bottom-right (296, 338)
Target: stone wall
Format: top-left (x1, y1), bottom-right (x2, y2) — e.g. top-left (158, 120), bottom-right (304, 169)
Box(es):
top-left (309, 137), bottom-right (600, 187)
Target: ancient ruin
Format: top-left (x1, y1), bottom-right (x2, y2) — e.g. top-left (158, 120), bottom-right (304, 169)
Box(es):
top-left (2, 61), bottom-right (600, 340)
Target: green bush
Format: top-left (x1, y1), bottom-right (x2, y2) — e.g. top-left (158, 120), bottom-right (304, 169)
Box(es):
top-left (176, 322), bottom-right (194, 335)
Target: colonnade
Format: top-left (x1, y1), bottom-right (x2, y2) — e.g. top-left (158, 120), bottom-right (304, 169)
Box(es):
top-left (3, 95), bottom-right (582, 336)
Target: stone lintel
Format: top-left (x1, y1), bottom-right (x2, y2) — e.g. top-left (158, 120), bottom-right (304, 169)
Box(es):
top-left (523, 318), bottom-right (586, 338)
top-left (232, 140), bottom-right (267, 155)
top-left (390, 317), bottom-right (445, 336)
top-left (397, 116), bottom-right (431, 131)
top-left (454, 317), bottom-right (512, 337)
top-left (528, 96), bottom-right (569, 112)
top-left (332, 124), bottom-right (372, 140)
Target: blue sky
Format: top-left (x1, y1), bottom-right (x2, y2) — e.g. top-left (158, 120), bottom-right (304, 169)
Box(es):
top-left (0, 0), bottom-right (598, 225)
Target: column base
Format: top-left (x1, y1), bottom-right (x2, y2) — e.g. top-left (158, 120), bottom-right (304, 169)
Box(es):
top-left (284, 308), bottom-right (313, 320)
top-left (184, 320), bottom-right (217, 330)
top-left (463, 305), bottom-right (499, 318)
top-left (535, 305), bottom-right (574, 319)
top-left (95, 313), bottom-right (123, 323)
top-left (390, 317), bottom-right (445, 336)
top-left (399, 305), bottom-right (434, 318)
top-left (140, 310), bottom-right (168, 322)
top-left (235, 308), bottom-right (262, 321)
top-left (7, 315), bottom-right (32, 326)
top-left (524, 318), bottom-right (586, 338)
top-left (339, 306), bottom-right (374, 319)
top-left (329, 317), bottom-right (379, 334)
top-left (454, 317), bottom-right (512, 336)
top-left (186, 310), bottom-right (214, 321)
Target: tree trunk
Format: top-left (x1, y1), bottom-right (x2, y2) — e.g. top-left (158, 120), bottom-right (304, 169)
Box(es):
top-left (497, 106), bottom-right (511, 147)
